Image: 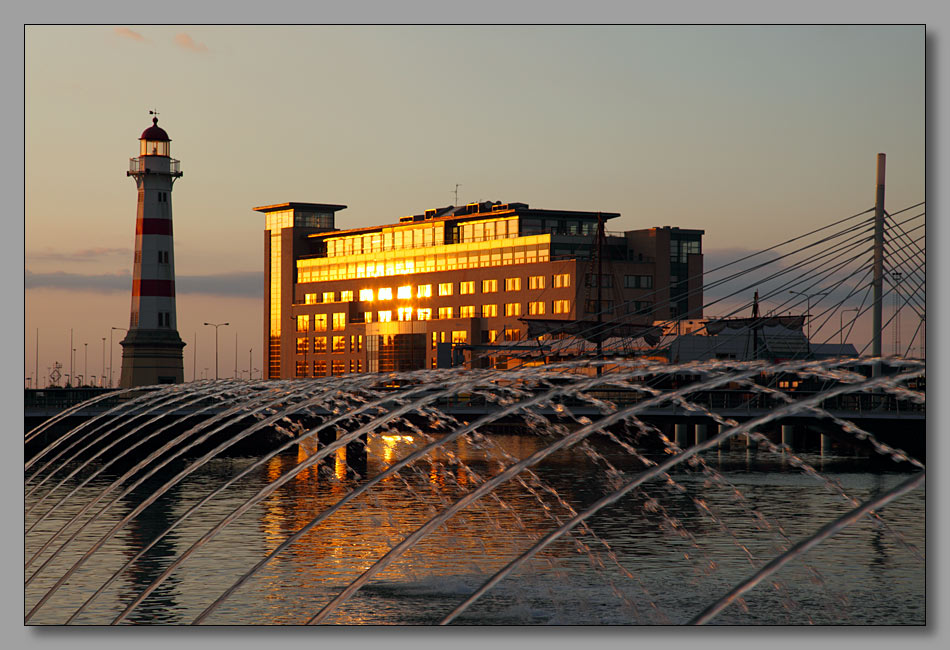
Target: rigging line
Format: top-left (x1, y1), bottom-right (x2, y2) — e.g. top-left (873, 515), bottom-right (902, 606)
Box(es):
top-left (882, 236), bottom-right (927, 315)
top-left (855, 267), bottom-right (926, 357)
top-left (885, 213), bottom-right (926, 262)
top-left (884, 211), bottom-right (927, 255)
top-left (515, 237), bottom-right (876, 371)
top-left (884, 228), bottom-right (926, 279)
top-left (497, 211), bottom-right (877, 356)
top-left (573, 226), bottom-right (877, 346)
top-left (902, 316), bottom-right (925, 359)
top-left (674, 245), bottom-right (875, 365)
top-left (806, 266), bottom-right (874, 347)
top-left (882, 200), bottom-right (925, 219)
top-left (506, 229), bottom-right (876, 368)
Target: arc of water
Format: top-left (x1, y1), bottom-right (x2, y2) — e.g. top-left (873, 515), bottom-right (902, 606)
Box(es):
top-left (27, 380), bottom-right (243, 518)
top-left (190, 365), bottom-right (676, 625)
top-left (25, 382), bottom-right (290, 567)
top-left (26, 380), bottom-right (303, 580)
top-left (25, 384), bottom-right (171, 449)
top-left (25, 377), bottom-right (344, 617)
top-left (304, 360), bottom-right (835, 624)
top-left (115, 371), bottom-right (556, 624)
top-left (437, 367), bottom-right (924, 624)
top-left (26, 385), bottom-right (183, 477)
top-left (687, 472), bottom-right (925, 625)
top-left (70, 372), bottom-right (466, 624)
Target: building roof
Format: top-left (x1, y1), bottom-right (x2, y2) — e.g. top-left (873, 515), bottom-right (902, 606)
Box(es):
top-left (140, 117), bottom-right (170, 142)
top-left (253, 202), bottom-right (348, 214)
top-left (303, 202), bottom-right (622, 240)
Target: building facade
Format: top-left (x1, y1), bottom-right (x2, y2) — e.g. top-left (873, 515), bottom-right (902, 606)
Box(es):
top-left (119, 116), bottom-right (186, 387)
top-left (257, 200), bottom-right (703, 379)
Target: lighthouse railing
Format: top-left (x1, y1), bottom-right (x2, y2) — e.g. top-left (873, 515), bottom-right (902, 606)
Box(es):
top-left (128, 157), bottom-right (181, 175)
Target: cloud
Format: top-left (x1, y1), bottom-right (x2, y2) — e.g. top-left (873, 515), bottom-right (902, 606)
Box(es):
top-left (174, 33), bottom-right (209, 53)
top-left (114, 27), bottom-right (147, 43)
top-left (26, 270), bottom-right (131, 293)
top-left (25, 270), bottom-right (262, 298)
top-left (28, 247), bottom-right (131, 263)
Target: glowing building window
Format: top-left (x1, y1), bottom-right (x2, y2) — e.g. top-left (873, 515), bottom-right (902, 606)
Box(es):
top-left (378, 288), bottom-right (393, 300)
top-left (398, 307), bottom-right (413, 321)
top-left (397, 285), bottom-right (412, 300)
top-left (460, 305), bottom-right (475, 318)
top-left (417, 284), bottom-right (432, 298)
top-left (314, 337), bottom-right (327, 353)
top-left (378, 310), bottom-right (393, 322)
top-left (350, 359), bottom-right (364, 373)
top-left (332, 313), bottom-right (346, 330)
top-left (481, 304), bottom-right (498, 318)
top-left (350, 335), bottom-right (363, 353)
top-left (481, 279), bottom-right (497, 293)
top-left (460, 281), bottom-right (475, 295)
top-left (296, 360), bottom-right (308, 377)
top-left (505, 303), bottom-right (521, 317)
top-left (341, 290), bottom-right (354, 302)
top-left (452, 330), bottom-right (468, 343)
top-left (332, 336), bottom-right (346, 353)
top-left (314, 360), bottom-right (327, 377)
top-left (323, 292), bottom-right (336, 303)
top-left (483, 329), bottom-right (499, 343)
top-left (331, 360), bottom-right (345, 375)
top-left (528, 301), bottom-right (545, 315)
top-left (296, 337), bottom-right (308, 353)
top-left (553, 300), bottom-right (570, 314)
top-left (304, 293), bottom-right (319, 305)
top-left (504, 328), bottom-right (521, 341)
top-left (438, 307), bottom-right (453, 319)
top-left (438, 283), bottom-right (453, 296)
top-left (553, 273), bottom-right (571, 288)
top-left (296, 315), bottom-right (309, 332)
top-left (359, 289), bottom-right (374, 301)
top-left (417, 308), bottom-right (432, 321)
top-left (529, 275), bottom-right (545, 290)
top-left (314, 314), bottom-right (328, 332)
top-left (505, 277), bottom-right (521, 291)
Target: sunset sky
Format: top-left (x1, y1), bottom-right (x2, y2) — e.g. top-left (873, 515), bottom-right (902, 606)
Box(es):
top-left (22, 25), bottom-right (925, 385)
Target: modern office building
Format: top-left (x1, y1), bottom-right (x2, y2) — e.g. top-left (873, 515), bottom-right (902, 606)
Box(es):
top-left (257, 200), bottom-right (703, 379)
top-left (119, 115), bottom-right (186, 387)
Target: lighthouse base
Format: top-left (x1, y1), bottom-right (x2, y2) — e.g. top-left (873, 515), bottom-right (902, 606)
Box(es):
top-left (119, 329), bottom-right (186, 388)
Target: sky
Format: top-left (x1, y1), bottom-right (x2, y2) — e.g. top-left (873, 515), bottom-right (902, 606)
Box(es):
top-left (22, 24), bottom-right (925, 386)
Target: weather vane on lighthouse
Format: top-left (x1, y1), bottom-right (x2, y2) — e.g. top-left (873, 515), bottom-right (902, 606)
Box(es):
top-left (118, 112), bottom-right (186, 387)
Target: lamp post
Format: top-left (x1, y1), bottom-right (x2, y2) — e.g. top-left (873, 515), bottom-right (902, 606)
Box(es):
top-left (789, 290), bottom-right (830, 341)
top-left (110, 327), bottom-right (127, 388)
top-left (840, 308), bottom-right (859, 352)
top-left (101, 337), bottom-right (106, 386)
top-left (203, 322), bottom-right (229, 380)
top-left (83, 343), bottom-right (88, 386)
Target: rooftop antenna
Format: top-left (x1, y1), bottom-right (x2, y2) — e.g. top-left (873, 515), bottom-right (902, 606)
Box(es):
top-left (452, 183), bottom-right (462, 206)
top-left (149, 109), bottom-right (160, 118)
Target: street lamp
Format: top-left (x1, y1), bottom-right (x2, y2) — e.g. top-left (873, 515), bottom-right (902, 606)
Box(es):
top-left (840, 308), bottom-right (859, 352)
top-left (110, 327), bottom-right (127, 388)
top-left (83, 343), bottom-right (88, 386)
top-left (203, 322), bottom-right (229, 380)
top-left (101, 337), bottom-right (106, 387)
top-left (789, 290), bottom-right (830, 341)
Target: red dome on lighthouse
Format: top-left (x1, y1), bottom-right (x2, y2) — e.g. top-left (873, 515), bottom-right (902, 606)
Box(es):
top-left (140, 117), bottom-right (170, 141)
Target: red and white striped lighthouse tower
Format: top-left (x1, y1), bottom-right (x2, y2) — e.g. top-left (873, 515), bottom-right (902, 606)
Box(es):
top-left (119, 113), bottom-right (186, 387)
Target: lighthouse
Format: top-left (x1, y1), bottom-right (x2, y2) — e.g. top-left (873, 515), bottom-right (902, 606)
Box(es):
top-left (119, 113), bottom-right (186, 387)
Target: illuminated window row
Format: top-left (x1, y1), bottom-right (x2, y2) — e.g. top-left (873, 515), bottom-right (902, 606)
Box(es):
top-left (341, 275), bottom-right (566, 303)
top-left (297, 235), bottom-right (552, 283)
top-left (304, 301), bottom-right (572, 324)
